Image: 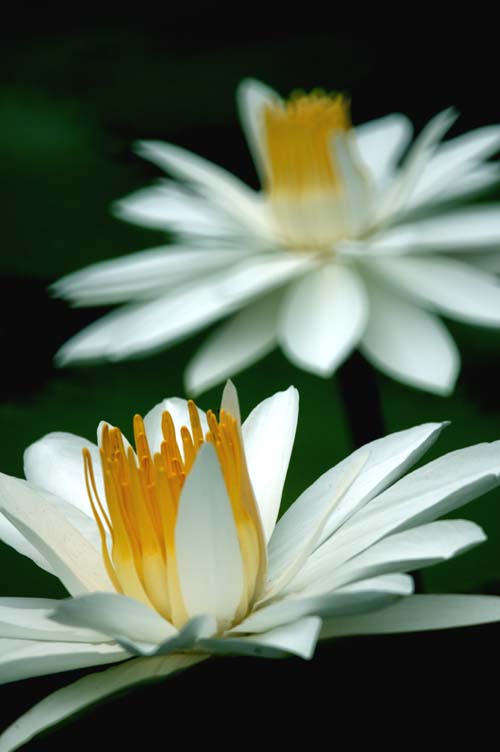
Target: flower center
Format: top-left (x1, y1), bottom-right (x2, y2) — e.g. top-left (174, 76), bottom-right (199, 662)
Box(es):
top-left (83, 402), bottom-right (266, 629)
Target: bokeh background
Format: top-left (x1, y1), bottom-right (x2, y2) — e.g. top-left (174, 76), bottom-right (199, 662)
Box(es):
top-left (1, 23), bottom-right (499, 746)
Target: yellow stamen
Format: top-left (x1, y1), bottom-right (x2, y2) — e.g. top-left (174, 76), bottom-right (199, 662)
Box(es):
top-left (264, 91), bottom-right (351, 197)
top-left (84, 401), bottom-right (266, 629)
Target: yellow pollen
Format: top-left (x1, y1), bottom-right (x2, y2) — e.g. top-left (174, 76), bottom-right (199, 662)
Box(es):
top-left (264, 91), bottom-right (351, 197)
top-left (83, 402), bottom-right (266, 629)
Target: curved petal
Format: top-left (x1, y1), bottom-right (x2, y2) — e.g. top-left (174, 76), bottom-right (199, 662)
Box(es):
top-left (175, 444), bottom-right (245, 629)
top-left (355, 113), bottom-right (413, 185)
top-left (0, 638), bottom-right (125, 687)
top-left (0, 653), bottom-right (205, 752)
top-left (143, 397), bottom-right (208, 456)
top-left (359, 281), bottom-right (459, 395)
top-left (237, 77), bottom-right (281, 185)
top-left (205, 616), bottom-right (321, 659)
top-left (0, 516), bottom-right (53, 574)
top-left (185, 291), bottom-right (281, 397)
top-left (118, 615), bottom-right (216, 657)
top-left (0, 598), bottom-right (105, 642)
top-left (321, 595), bottom-right (500, 638)
top-left (373, 255), bottom-right (500, 327)
top-left (242, 386), bottom-right (298, 543)
top-left (55, 253), bottom-right (316, 366)
top-left (279, 264), bottom-right (368, 377)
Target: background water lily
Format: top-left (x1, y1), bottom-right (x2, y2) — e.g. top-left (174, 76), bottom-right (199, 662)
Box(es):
top-left (52, 78), bottom-right (500, 397)
top-left (2, 384), bottom-right (500, 749)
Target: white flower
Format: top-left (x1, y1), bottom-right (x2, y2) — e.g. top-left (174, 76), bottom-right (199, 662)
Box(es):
top-left (1, 383), bottom-right (500, 748)
top-left (53, 79), bottom-right (500, 396)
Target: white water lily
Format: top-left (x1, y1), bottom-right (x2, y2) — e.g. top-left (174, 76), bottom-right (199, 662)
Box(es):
top-left (2, 383), bottom-right (500, 749)
top-left (53, 78), bottom-right (500, 395)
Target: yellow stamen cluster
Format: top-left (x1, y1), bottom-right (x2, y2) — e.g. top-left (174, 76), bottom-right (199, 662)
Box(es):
top-left (264, 91), bottom-right (351, 196)
top-left (83, 402), bottom-right (266, 629)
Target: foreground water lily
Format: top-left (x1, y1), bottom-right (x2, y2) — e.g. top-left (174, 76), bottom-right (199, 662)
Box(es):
top-left (2, 384), bottom-right (500, 749)
top-left (53, 78), bottom-right (500, 395)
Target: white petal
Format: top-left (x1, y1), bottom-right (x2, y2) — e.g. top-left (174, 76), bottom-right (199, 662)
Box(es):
top-left (119, 615), bottom-right (216, 657)
top-left (407, 125), bottom-right (500, 208)
top-left (302, 442), bottom-right (500, 582)
top-left (236, 77), bottom-right (281, 185)
top-left (0, 473), bottom-right (112, 595)
top-left (55, 253), bottom-right (316, 365)
top-left (360, 281), bottom-right (459, 395)
top-left (373, 255), bottom-right (500, 327)
top-left (0, 515), bottom-right (52, 575)
top-left (143, 397), bottom-right (208, 456)
top-left (135, 141), bottom-right (272, 238)
top-left (0, 653), bottom-right (205, 752)
top-left (428, 163), bottom-right (500, 204)
top-left (279, 264), bottom-right (368, 377)
top-left (24, 432), bottom-right (102, 519)
top-left (297, 519), bottom-right (485, 593)
top-left (52, 245), bottom-right (251, 307)
top-left (235, 573), bottom-right (413, 633)
top-left (185, 291), bottom-right (281, 396)
top-left (321, 595), bottom-right (500, 638)
top-left (206, 616), bottom-right (322, 659)
top-left (355, 114), bottom-right (413, 184)
top-left (0, 598), bottom-right (105, 642)
top-left (175, 444), bottom-right (244, 628)
top-left (269, 422), bottom-right (445, 587)
top-left (0, 638), bottom-right (125, 687)
top-left (333, 134), bottom-right (374, 235)
top-left (113, 181), bottom-right (242, 236)
top-left (50, 593), bottom-right (176, 645)
top-left (242, 386), bottom-right (298, 542)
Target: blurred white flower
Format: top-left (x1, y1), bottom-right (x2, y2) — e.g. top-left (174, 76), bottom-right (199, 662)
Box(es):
top-left (2, 383), bottom-right (500, 749)
top-left (53, 79), bottom-right (500, 396)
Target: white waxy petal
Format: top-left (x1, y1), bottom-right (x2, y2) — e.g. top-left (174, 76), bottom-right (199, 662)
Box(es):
top-left (206, 616), bottom-right (322, 659)
top-left (118, 615), bottom-right (216, 657)
top-left (293, 519), bottom-right (485, 593)
top-left (0, 598), bottom-right (105, 642)
top-left (242, 386), bottom-right (298, 543)
top-left (52, 245), bottom-right (251, 307)
top-left (320, 595), bottom-right (500, 639)
top-left (237, 77), bottom-right (281, 185)
top-left (0, 638), bottom-right (126, 687)
top-left (185, 291), bottom-right (281, 396)
top-left (355, 113), bottom-right (413, 185)
top-left (372, 255), bottom-right (500, 328)
top-left (0, 653), bottom-right (205, 752)
top-left (175, 444), bottom-right (245, 629)
top-left (143, 397), bottom-right (209, 456)
top-left (0, 516), bottom-right (53, 575)
top-left (235, 573), bottom-right (412, 634)
top-left (0, 473), bottom-right (113, 596)
top-left (279, 264), bottom-right (368, 377)
top-left (55, 253), bottom-right (316, 366)
top-left (113, 181), bottom-right (243, 236)
top-left (50, 593), bottom-right (177, 645)
top-left (360, 281), bottom-right (459, 395)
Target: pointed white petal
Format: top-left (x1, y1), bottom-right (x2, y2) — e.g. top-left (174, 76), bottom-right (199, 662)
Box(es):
top-left (373, 255), bottom-right (500, 327)
top-left (113, 181), bottom-right (242, 236)
top-left (206, 616), bottom-right (322, 659)
top-left (185, 292), bottom-right (281, 396)
top-left (321, 594), bottom-right (500, 638)
top-left (135, 141), bottom-right (272, 238)
top-left (360, 281), bottom-right (459, 395)
top-left (355, 113), bottom-right (413, 184)
top-left (50, 593), bottom-right (176, 645)
top-left (0, 639), bottom-right (125, 687)
top-left (237, 78), bottom-right (281, 185)
top-left (143, 397), bottom-right (208, 456)
top-left (0, 598), bottom-right (105, 642)
top-left (55, 253), bottom-right (316, 366)
top-left (175, 444), bottom-right (244, 628)
top-left (333, 134), bottom-right (374, 235)
top-left (0, 473), bottom-right (113, 595)
top-left (303, 441), bottom-right (500, 582)
top-left (279, 264), bottom-right (368, 377)
top-left (0, 516), bottom-right (53, 574)
top-left (0, 654), bottom-right (205, 752)
top-left (429, 163), bottom-right (500, 204)
top-left (235, 573), bottom-right (412, 633)
top-left (52, 245), bottom-right (250, 307)
top-left (242, 386), bottom-right (298, 543)
top-left (119, 615), bottom-right (216, 657)
top-left (295, 520), bottom-right (485, 593)
top-left (220, 379), bottom-right (241, 422)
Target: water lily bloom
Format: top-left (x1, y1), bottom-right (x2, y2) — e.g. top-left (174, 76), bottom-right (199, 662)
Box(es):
top-left (53, 79), bottom-right (500, 395)
top-left (2, 384), bottom-right (500, 749)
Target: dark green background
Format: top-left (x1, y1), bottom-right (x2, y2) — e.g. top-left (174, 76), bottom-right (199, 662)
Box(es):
top-left (1, 24), bottom-right (499, 746)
